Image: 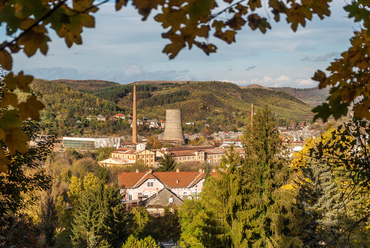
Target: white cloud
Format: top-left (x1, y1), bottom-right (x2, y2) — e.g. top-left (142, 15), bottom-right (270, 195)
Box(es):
top-left (124, 64), bottom-right (145, 76)
top-left (276, 75), bottom-right (290, 81)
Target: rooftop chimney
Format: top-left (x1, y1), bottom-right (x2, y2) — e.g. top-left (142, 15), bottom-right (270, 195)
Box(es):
top-left (176, 168), bottom-right (179, 172)
top-left (135, 169), bottom-right (139, 173)
top-left (132, 84), bottom-right (137, 143)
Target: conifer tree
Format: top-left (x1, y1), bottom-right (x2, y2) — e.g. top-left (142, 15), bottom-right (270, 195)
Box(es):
top-left (156, 153), bottom-right (177, 172)
top-left (239, 106), bottom-right (302, 247)
top-left (71, 180), bottom-right (126, 247)
top-left (179, 106), bottom-right (303, 247)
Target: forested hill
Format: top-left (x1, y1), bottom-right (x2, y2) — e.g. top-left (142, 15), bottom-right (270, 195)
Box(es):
top-left (29, 79), bottom-right (314, 136)
top-left (68, 80), bottom-right (313, 121)
top-left (31, 79), bottom-right (127, 121)
top-left (53, 79), bottom-right (119, 91)
top-left (270, 86), bottom-right (329, 106)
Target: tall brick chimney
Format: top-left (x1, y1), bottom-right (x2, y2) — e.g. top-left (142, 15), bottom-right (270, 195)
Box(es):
top-left (132, 84), bottom-right (137, 143)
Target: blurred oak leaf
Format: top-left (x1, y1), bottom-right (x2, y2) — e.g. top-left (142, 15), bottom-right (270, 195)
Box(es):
top-left (18, 95), bottom-right (45, 120)
top-left (1, 89), bottom-right (18, 108)
top-left (0, 49), bottom-right (12, 70)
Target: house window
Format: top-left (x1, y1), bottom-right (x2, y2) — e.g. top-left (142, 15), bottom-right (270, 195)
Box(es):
top-left (152, 191), bottom-right (157, 196)
top-left (147, 181), bottom-right (154, 187)
top-left (144, 191), bottom-right (149, 198)
top-left (183, 192), bottom-right (188, 195)
top-left (128, 193), bottom-right (133, 201)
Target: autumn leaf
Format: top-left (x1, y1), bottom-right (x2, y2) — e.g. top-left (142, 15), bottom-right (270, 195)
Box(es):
top-left (116, 0), bottom-right (128, 11)
top-left (1, 89), bottom-right (19, 108)
top-left (4, 71), bottom-right (33, 92)
top-left (0, 110), bottom-right (22, 129)
top-left (0, 49), bottom-right (12, 70)
top-left (18, 95), bottom-right (45, 120)
top-left (5, 127), bottom-right (29, 154)
top-left (0, 148), bottom-right (9, 173)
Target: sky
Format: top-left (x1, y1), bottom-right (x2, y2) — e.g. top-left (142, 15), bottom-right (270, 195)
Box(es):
top-left (10, 1), bottom-right (357, 88)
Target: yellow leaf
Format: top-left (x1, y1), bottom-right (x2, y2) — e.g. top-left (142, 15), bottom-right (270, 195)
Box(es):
top-left (0, 148), bottom-right (9, 173)
top-left (0, 49), bottom-right (12, 70)
top-left (0, 110), bottom-right (22, 129)
top-left (4, 72), bottom-right (17, 90)
top-left (1, 89), bottom-right (19, 108)
top-left (15, 71), bottom-right (33, 92)
top-left (18, 18), bottom-right (36, 30)
top-left (18, 29), bottom-right (51, 57)
top-left (5, 127), bottom-right (29, 154)
top-left (73, 0), bottom-right (94, 12)
top-left (18, 95), bottom-right (45, 120)
top-left (3, 71), bottom-right (33, 92)
top-left (0, 128), bottom-right (5, 141)
top-left (214, 30), bottom-right (236, 44)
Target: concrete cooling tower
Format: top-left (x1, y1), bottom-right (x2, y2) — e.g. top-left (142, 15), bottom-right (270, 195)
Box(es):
top-left (163, 109), bottom-right (185, 143)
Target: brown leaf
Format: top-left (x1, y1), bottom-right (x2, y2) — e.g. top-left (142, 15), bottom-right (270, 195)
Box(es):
top-left (0, 49), bottom-right (12, 70)
top-left (18, 95), bottom-right (45, 120)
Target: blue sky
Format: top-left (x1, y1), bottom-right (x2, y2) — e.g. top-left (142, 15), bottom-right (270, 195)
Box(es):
top-left (11, 1), bottom-right (356, 88)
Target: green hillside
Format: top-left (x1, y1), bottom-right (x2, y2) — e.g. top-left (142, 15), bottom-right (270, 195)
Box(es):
top-left (87, 81), bottom-right (313, 121)
top-left (54, 79), bottom-right (119, 91)
top-left (31, 79), bottom-right (129, 137)
top-left (270, 86), bottom-right (329, 106)
top-left (30, 79), bottom-right (314, 137)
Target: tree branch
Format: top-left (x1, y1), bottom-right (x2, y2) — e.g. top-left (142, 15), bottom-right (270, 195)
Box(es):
top-left (0, 0), bottom-right (68, 52)
top-left (209, 0), bottom-right (247, 21)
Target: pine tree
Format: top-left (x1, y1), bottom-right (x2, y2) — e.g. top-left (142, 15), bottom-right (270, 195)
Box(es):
top-left (71, 180), bottom-right (126, 247)
top-left (238, 106), bottom-right (302, 247)
top-left (179, 106), bottom-right (303, 247)
top-left (156, 153), bottom-right (177, 172)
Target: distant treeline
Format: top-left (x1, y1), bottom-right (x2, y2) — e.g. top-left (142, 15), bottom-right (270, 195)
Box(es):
top-left (139, 90), bottom-right (190, 108)
top-left (90, 84), bottom-right (158, 103)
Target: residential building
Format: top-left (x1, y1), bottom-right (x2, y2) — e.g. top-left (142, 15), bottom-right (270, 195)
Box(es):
top-left (144, 188), bottom-right (183, 215)
top-left (111, 113), bottom-right (126, 120)
top-left (118, 170), bottom-right (215, 203)
top-left (96, 115), bottom-right (106, 121)
top-left (98, 157), bottom-right (135, 167)
top-left (110, 148), bottom-right (156, 167)
top-left (157, 146), bottom-right (245, 165)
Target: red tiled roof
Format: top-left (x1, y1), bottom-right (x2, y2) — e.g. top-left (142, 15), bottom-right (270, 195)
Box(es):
top-left (154, 172), bottom-right (203, 188)
top-left (118, 172), bottom-right (147, 188)
top-left (118, 171), bottom-right (219, 189)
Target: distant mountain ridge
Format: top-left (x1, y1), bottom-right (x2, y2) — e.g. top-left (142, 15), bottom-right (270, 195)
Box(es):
top-left (270, 86), bottom-right (329, 106)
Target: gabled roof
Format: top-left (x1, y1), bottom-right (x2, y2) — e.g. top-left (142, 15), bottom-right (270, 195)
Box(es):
top-left (154, 172), bottom-right (204, 188)
top-left (118, 172), bottom-right (148, 188)
top-left (145, 188), bottom-right (183, 208)
top-left (118, 171), bottom-right (218, 189)
top-left (98, 157), bottom-right (135, 165)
